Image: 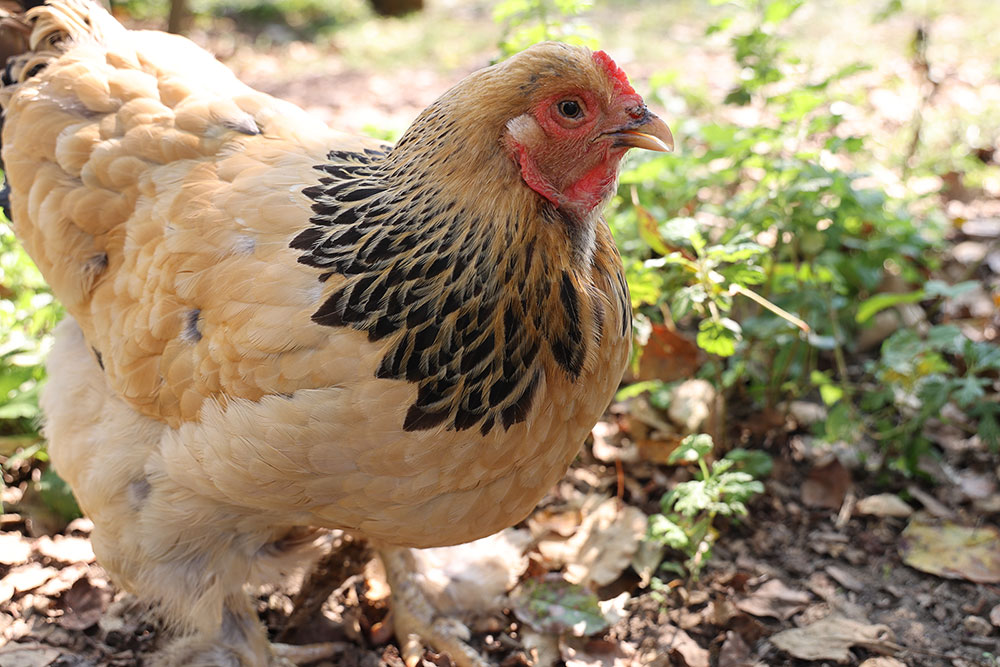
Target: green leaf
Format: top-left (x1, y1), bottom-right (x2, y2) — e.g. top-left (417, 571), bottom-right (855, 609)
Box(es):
top-left (976, 408), bottom-right (999, 451)
top-left (763, 0), bottom-right (803, 26)
top-left (924, 280), bottom-right (979, 299)
top-left (660, 217), bottom-right (700, 246)
top-left (672, 480), bottom-right (713, 517)
top-left (855, 290), bottom-right (925, 324)
top-left (819, 383), bottom-right (844, 406)
top-left (36, 467), bottom-right (81, 522)
top-left (636, 206), bottom-right (671, 255)
top-left (668, 433), bottom-right (714, 464)
top-left (881, 330), bottom-right (924, 374)
top-left (697, 318), bottom-right (741, 357)
top-left (952, 376), bottom-right (986, 407)
top-left (925, 325), bottom-right (965, 354)
top-left (615, 380), bottom-right (664, 402)
top-left (648, 514), bottom-right (690, 549)
top-left (707, 241), bottom-right (766, 263)
top-left (509, 578), bottom-right (609, 636)
top-left (724, 448), bottom-right (773, 479)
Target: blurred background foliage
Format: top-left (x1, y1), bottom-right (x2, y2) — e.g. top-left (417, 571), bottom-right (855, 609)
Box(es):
top-left (1, 0), bottom-right (998, 565)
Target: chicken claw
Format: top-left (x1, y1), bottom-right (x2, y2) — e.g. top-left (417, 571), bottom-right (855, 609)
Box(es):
top-left (379, 548), bottom-right (491, 667)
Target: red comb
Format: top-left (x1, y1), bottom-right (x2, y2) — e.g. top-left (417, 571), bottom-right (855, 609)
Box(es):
top-left (592, 50), bottom-right (637, 97)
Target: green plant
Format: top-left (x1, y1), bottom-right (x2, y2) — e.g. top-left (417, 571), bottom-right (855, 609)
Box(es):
top-left (861, 325), bottom-right (1000, 472)
top-left (112, 0), bottom-right (365, 37)
top-left (606, 0), bottom-right (996, 476)
top-left (1, 221), bottom-right (61, 440)
top-left (647, 434), bottom-right (767, 579)
top-left (493, 0), bottom-right (596, 57)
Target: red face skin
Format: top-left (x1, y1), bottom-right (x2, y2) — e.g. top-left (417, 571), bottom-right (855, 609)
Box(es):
top-left (506, 52), bottom-right (652, 223)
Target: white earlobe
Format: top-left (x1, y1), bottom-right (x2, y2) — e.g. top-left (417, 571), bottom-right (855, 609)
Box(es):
top-left (505, 113), bottom-right (542, 145)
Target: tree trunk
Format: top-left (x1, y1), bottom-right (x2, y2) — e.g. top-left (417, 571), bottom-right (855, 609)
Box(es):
top-left (167, 0), bottom-right (188, 34)
top-left (368, 0), bottom-right (423, 17)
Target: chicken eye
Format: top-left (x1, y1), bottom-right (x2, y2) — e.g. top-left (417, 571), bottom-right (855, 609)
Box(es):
top-left (557, 99), bottom-right (583, 119)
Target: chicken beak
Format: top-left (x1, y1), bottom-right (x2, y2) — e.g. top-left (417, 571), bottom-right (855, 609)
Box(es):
top-left (612, 113), bottom-right (675, 153)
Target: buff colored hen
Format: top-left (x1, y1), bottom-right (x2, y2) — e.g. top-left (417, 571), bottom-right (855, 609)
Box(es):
top-left (0, 1), bottom-right (673, 664)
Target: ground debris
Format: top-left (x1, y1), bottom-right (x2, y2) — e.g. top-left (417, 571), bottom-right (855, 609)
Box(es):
top-left (770, 613), bottom-right (897, 663)
top-left (0, 642), bottom-right (64, 667)
top-left (801, 459), bottom-right (852, 509)
top-left (735, 579), bottom-right (811, 621)
top-left (899, 514), bottom-right (1000, 583)
top-left (0, 532), bottom-right (33, 566)
top-left (855, 494), bottom-right (913, 518)
top-left (536, 497), bottom-right (646, 587)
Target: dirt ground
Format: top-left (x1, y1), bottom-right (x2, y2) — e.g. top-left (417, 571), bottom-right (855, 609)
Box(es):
top-left (2, 4), bottom-right (1000, 666)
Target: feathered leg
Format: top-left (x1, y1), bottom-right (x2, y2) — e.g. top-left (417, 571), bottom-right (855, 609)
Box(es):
top-left (379, 547), bottom-right (490, 667)
top-left (42, 319), bottom-right (340, 666)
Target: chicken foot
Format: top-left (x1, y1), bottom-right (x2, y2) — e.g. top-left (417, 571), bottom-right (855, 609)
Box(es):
top-left (379, 547), bottom-right (491, 667)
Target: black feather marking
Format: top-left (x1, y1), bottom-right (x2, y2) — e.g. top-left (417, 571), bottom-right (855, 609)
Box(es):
top-left (403, 404), bottom-right (451, 431)
top-left (0, 180), bottom-right (10, 222)
top-left (311, 290), bottom-right (346, 327)
top-left (338, 187), bottom-right (381, 203)
top-left (292, 147), bottom-right (601, 434)
top-left (461, 331), bottom-right (494, 374)
top-left (290, 227), bottom-right (325, 250)
top-left (553, 272), bottom-right (585, 376)
top-left (501, 368), bottom-right (541, 428)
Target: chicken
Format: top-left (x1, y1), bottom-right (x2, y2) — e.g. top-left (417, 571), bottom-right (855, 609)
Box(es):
top-left (0, 1), bottom-right (673, 664)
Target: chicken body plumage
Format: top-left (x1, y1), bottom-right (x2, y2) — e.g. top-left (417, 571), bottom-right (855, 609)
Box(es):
top-left (1, 1), bottom-right (672, 664)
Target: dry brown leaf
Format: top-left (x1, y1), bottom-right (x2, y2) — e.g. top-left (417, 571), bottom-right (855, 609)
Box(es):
top-left (522, 628), bottom-right (561, 667)
top-left (859, 658), bottom-right (907, 667)
top-left (784, 401), bottom-right (828, 427)
top-left (538, 498), bottom-right (646, 587)
top-left (0, 642), bottom-right (63, 667)
top-left (855, 494), bottom-right (913, 518)
top-left (0, 532), bottom-right (32, 565)
top-left (770, 613), bottom-right (895, 663)
top-left (531, 508), bottom-right (585, 540)
top-left (636, 435), bottom-right (684, 464)
top-left (956, 471), bottom-right (996, 501)
top-left (718, 630), bottom-right (751, 667)
top-left (735, 579), bottom-right (811, 621)
top-left (900, 514), bottom-right (1000, 583)
top-left (409, 528), bottom-right (530, 619)
top-left (0, 580), bottom-right (13, 606)
top-left (636, 324), bottom-right (702, 383)
top-left (3, 563), bottom-right (58, 594)
top-left (801, 459), bottom-right (851, 509)
top-left (667, 379), bottom-right (716, 434)
top-left (561, 637), bottom-right (636, 667)
top-left (905, 485), bottom-right (955, 519)
top-left (630, 539), bottom-right (666, 588)
top-left (623, 395), bottom-right (674, 434)
top-left (34, 535), bottom-right (95, 564)
top-left (34, 563), bottom-right (90, 598)
top-left (64, 517), bottom-right (94, 535)
top-left (590, 421), bottom-right (638, 464)
top-left (659, 624), bottom-right (709, 667)
top-left (56, 577), bottom-right (112, 631)
top-left (824, 565), bottom-right (865, 593)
